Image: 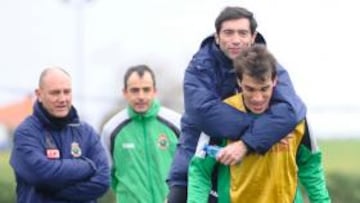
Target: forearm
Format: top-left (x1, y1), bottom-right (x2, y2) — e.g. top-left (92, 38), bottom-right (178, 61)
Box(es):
top-left (184, 69), bottom-right (253, 140)
top-left (241, 102), bottom-right (298, 153)
top-left (298, 146), bottom-right (331, 203)
top-left (188, 156), bottom-right (216, 203)
top-left (11, 145), bottom-right (96, 186)
top-left (53, 159), bottom-right (109, 201)
top-left (53, 177), bottom-right (109, 201)
top-left (53, 132), bottom-right (111, 201)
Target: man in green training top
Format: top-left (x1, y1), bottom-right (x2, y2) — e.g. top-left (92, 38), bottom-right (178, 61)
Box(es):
top-left (101, 65), bottom-right (180, 203)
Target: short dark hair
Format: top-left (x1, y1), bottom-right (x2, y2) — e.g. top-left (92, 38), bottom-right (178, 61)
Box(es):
top-left (215, 6), bottom-right (257, 34)
top-left (123, 65), bottom-right (156, 89)
top-left (234, 44), bottom-right (277, 82)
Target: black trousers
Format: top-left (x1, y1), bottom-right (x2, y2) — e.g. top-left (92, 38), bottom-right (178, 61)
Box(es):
top-left (167, 186), bottom-right (217, 203)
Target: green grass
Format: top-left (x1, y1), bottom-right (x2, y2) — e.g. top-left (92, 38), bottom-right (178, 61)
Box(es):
top-left (319, 139), bottom-right (360, 176)
top-left (0, 151), bottom-right (15, 183)
top-left (0, 151), bottom-right (16, 203)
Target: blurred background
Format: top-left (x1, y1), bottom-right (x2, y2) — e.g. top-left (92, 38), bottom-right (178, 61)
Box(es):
top-left (1, 0), bottom-right (359, 202)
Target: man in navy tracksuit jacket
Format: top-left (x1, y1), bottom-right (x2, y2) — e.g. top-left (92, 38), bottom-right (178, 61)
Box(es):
top-left (167, 6), bottom-right (306, 202)
top-left (10, 67), bottom-right (109, 203)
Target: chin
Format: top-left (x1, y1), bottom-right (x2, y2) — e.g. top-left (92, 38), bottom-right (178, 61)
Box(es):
top-left (54, 114), bottom-right (68, 118)
top-left (229, 54), bottom-right (238, 60)
top-left (53, 110), bottom-right (70, 118)
top-left (250, 108), bottom-right (266, 114)
top-left (135, 108), bottom-right (147, 113)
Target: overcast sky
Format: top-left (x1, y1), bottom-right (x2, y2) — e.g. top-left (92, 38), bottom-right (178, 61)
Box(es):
top-left (1, 0), bottom-right (359, 137)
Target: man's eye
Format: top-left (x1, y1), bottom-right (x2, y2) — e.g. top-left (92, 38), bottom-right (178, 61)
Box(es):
top-left (130, 89), bottom-right (139, 93)
top-left (245, 87), bottom-right (254, 92)
top-left (143, 88), bottom-right (151, 93)
top-left (223, 30), bottom-right (234, 35)
top-left (50, 91), bottom-right (59, 95)
top-left (238, 30), bottom-right (250, 36)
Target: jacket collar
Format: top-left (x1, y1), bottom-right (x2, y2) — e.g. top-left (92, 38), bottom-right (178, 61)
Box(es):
top-left (200, 35), bottom-right (233, 69)
top-left (33, 100), bottom-right (80, 130)
top-left (127, 99), bottom-right (160, 120)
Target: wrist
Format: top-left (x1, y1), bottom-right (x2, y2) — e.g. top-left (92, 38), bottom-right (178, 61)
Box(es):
top-left (237, 140), bottom-right (249, 154)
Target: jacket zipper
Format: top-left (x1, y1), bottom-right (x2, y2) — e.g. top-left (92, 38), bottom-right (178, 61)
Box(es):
top-left (142, 116), bottom-right (155, 203)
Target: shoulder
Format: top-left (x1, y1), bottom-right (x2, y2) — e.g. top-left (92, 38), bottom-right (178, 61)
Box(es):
top-left (158, 107), bottom-right (181, 122)
top-left (12, 116), bottom-right (43, 144)
top-left (14, 116), bottom-right (39, 134)
top-left (188, 36), bottom-right (219, 71)
top-left (156, 107), bottom-right (181, 137)
top-left (76, 121), bottom-right (96, 132)
top-left (157, 106), bottom-right (181, 130)
top-left (101, 109), bottom-right (130, 136)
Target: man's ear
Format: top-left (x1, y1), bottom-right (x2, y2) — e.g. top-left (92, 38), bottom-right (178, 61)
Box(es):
top-left (251, 31), bottom-right (258, 45)
top-left (273, 76), bottom-right (278, 87)
top-left (215, 33), bottom-right (219, 45)
top-left (236, 78), bottom-right (243, 89)
top-left (35, 89), bottom-right (41, 102)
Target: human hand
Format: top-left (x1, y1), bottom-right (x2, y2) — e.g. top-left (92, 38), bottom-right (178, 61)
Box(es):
top-left (216, 140), bottom-right (247, 166)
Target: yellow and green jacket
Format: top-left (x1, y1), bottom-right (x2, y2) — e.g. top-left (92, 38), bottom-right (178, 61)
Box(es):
top-left (187, 93), bottom-right (330, 203)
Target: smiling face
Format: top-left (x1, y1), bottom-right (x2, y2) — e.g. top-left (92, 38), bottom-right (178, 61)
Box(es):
top-left (215, 18), bottom-right (257, 60)
top-left (123, 71), bottom-right (157, 113)
top-left (36, 68), bottom-right (72, 118)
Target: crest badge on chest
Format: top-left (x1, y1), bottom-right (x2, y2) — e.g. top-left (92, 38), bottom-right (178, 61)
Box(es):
top-left (157, 134), bottom-right (169, 150)
top-left (71, 142), bottom-right (82, 158)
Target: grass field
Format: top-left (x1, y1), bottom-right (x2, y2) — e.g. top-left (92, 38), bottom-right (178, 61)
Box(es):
top-left (1, 139), bottom-right (359, 202)
top-left (319, 139), bottom-right (360, 176)
top-left (0, 151), bottom-right (15, 183)
top-left (0, 150), bottom-right (16, 203)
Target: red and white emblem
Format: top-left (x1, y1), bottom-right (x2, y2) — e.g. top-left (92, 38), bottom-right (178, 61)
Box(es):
top-left (46, 149), bottom-right (60, 159)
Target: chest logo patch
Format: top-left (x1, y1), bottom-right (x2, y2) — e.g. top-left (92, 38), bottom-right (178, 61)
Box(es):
top-left (71, 142), bottom-right (82, 158)
top-left (157, 134), bottom-right (169, 150)
top-left (122, 143), bottom-right (135, 149)
top-left (47, 149), bottom-right (60, 159)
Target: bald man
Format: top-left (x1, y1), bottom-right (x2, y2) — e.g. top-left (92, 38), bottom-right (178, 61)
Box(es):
top-left (10, 67), bottom-right (110, 203)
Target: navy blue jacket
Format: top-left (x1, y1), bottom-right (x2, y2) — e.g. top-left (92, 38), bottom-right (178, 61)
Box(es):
top-left (10, 101), bottom-right (110, 203)
top-left (167, 34), bottom-right (306, 187)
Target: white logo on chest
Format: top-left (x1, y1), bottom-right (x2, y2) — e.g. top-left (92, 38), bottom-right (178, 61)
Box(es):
top-left (122, 143), bottom-right (135, 149)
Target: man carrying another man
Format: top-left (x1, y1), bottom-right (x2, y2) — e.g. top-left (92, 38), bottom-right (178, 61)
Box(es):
top-left (187, 45), bottom-right (331, 203)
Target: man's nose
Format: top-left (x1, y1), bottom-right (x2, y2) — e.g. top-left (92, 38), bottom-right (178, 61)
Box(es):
top-left (231, 33), bottom-right (243, 44)
top-left (232, 36), bottom-right (241, 45)
top-left (58, 93), bottom-right (66, 102)
top-left (138, 90), bottom-right (146, 98)
top-left (252, 92), bottom-right (263, 102)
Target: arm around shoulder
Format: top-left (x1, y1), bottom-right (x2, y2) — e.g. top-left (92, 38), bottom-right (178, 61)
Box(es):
top-left (241, 64), bottom-right (307, 153)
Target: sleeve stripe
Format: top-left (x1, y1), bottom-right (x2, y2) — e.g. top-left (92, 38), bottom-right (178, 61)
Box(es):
top-left (101, 109), bottom-right (130, 167)
top-left (157, 107), bottom-right (181, 138)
